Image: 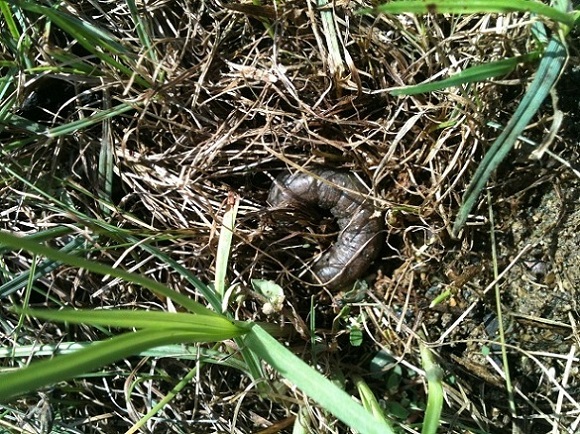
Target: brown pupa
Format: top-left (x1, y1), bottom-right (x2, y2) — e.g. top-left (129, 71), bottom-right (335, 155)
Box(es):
top-left (268, 169), bottom-right (383, 290)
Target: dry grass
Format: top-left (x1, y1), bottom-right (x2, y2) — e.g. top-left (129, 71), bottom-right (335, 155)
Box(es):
top-left (1, 0), bottom-right (579, 432)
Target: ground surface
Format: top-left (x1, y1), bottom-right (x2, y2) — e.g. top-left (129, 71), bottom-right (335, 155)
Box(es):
top-left (1, 1), bottom-right (580, 433)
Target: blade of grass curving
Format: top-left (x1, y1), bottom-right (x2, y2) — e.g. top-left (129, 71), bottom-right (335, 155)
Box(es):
top-left (12, 255), bottom-right (37, 336)
top-left (452, 35), bottom-right (567, 236)
top-left (135, 240), bottom-right (223, 312)
top-left (29, 48), bottom-right (103, 75)
top-left (0, 226), bottom-right (75, 254)
top-left (420, 343), bottom-right (444, 434)
top-left (0, 328), bottom-right (229, 402)
top-left (235, 331), bottom-right (266, 392)
top-left (125, 361), bottom-right (201, 434)
top-left (58, 176), bottom-right (156, 231)
top-left (16, 308), bottom-right (249, 339)
top-left (15, 1), bottom-right (127, 53)
top-left (391, 52), bottom-right (540, 96)
top-left (0, 230), bottom-right (218, 316)
top-left (0, 83), bottom-right (17, 139)
top-left (243, 324), bottom-right (395, 434)
top-left (0, 163), bottom-right (150, 237)
top-left (0, 74), bottom-right (15, 107)
top-left (361, 0), bottom-right (576, 28)
top-left (353, 375), bottom-right (393, 428)
top-left (46, 103), bottom-right (135, 137)
top-left (0, 232), bottom-right (85, 299)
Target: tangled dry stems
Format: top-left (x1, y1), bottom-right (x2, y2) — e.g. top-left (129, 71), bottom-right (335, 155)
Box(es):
top-left (1, 0), bottom-right (579, 432)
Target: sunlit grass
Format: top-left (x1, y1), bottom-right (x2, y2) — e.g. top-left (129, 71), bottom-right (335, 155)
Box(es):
top-left (1, 0), bottom-right (578, 432)
top-left (0, 227), bottom-right (393, 434)
top-left (364, 0), bottom-right (574, 236)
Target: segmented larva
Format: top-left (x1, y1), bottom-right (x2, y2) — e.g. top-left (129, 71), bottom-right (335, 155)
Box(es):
top-left (268, 169), bottom-right (383, 290)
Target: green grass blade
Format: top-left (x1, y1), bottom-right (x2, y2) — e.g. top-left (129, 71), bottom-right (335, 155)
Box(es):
top-left (0, 342), bottom-right (251, 373)
top-left (17, 2), bottom-right (127, 54)
top-left (45, 103), bottom-right (134, 137)
top-left (2, 113), bottom-right (47, 136)
top-left (0, 231), bottom-right (217, 316)
top-left (2, 103), bottom-right (135, 139)
top-left (319, 0), bottom-right (345, 77)
top-left (0, 226), bottom-right (75, 254)
top-left (14, 0), bottom-right (151, 88)
top-left (211, 194), bottom-right (266, 384)
top-left (125, 0), bottom-right (158, 64)
top-left (0, 3), bottom-right (33, 68)
top-left (243, 324), bottom-right (395, 434)
top-left (135, 241), bottom-right (224, 313)
top-left (126, 363), bottom-right (199, 434)
top-left (29, 48), bottom-right (102, 75)
top-left (0, 328), bottom-right (212, 402)
top-left (0, 74), bottom-right (16, 109)
top-left (17, 308), bottom-right (249, 340)
top-left (353, 375), bottom-right (393, 428)
top-left (391, 52), bottom-right (540, 96)
top-left (420, 343), bottom-right (444, 434)
top-left (0, 233), bottom-right (85, 299)
top-left (452, 35), bottom-right (567, 236)
top-left (361, 0), bottom-right (576, 27)
top-left (0, 1), bottom-right (20, 41)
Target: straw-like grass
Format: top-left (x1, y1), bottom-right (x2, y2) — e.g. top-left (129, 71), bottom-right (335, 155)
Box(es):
top-left (1, 0), bottom-right (579, 432)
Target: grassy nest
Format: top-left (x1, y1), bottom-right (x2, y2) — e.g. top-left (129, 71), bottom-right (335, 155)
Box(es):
top-left (1, 0), bottom-right (579, 433)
